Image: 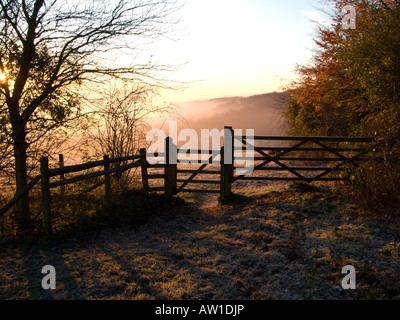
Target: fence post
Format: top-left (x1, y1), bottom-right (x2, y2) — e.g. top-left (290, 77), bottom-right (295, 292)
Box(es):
top-left (220, 146), bottom-right (225, 199)
top-left (221, 127), bottom-right (234, 199)
top-left (104, 155), bottom-right (112, 209)
top-left (140, 148), bottom-right (149, 194)
top-left (40, 157), bottom-right (52, 234)
top-left (58, 154), bottom-right (65, 196)
top-left (221, 146), bottom-right (233, 200)
top-left (164, 137), bottom-right (177, 197)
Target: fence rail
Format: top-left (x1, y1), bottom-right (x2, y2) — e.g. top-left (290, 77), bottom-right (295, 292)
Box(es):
top-left (232, 131), bottom-right (374, 183)
top-left (0, 174), bottom-right (41, 218)
top-left (0, 126), bottom-right (375, 234)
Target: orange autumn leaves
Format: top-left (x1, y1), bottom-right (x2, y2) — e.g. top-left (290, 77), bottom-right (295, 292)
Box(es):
top-left (285, 0), bottom-right (400, 213)
top-left (286, 0), bottom-right (400, 139)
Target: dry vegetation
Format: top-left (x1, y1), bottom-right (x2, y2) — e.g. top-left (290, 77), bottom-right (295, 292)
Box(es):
top-left (1, 182), bottom-right (399, 300)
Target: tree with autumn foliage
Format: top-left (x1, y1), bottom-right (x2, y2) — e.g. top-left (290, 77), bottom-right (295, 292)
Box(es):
top-left (286, 0), bottom-right (400, 212)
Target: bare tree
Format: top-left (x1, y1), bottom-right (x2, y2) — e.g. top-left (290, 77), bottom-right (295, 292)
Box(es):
top-left (84, 83), bottom-right (177, 188)
top-left (0, 0), bottom-right (180, 233)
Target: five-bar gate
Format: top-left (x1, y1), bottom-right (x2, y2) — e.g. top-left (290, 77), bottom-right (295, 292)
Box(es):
top-left (141, 127), bottom-right (375, 198)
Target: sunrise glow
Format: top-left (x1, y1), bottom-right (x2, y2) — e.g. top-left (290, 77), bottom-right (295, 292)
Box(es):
top-left (156, 0), bottom-right (331, 103)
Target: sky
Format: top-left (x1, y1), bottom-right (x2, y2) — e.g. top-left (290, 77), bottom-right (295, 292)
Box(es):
top-left (155, 0), bottom-right (332, 103)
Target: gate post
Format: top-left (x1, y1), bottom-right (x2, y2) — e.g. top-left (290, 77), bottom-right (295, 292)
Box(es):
top-left (104, 155), bottom-right (112, 209)
top-left (220, 146), bottom-right (225, 198)
top-left (221, 127), bottom-right (234, 200)
top-left (164, 137), bottom-right (177, 197)
top-left (40, 157), bottom-right (52, 234)
top-left (58, 154), bottom-right (65, 196)
top-left (140, 148), bottom-right (149, 194)
top-left (220, 149), bottom-right (233, 200)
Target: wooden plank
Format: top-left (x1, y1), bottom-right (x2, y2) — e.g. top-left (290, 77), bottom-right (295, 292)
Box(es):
top-left (234, 177), bottom-right (346, 181)
top-left (234, 146), bottom-right (368, 152)
top-left (254, 167), bottom-right (345, 171)
top-left (50, 159), bottom-right (106, 176)
top-left (85, 179), bottom-right (105, 193)
top-left (178, 158), bottom-right (220, 164)
top-left (0, 175), bottom-right (41, 218)
top-left (232, 135), bottom-right (371, 183)
top-left (312, 140), bottom-right (359, 168)
top-left (49, 160), bottom-right (142, 188)
top-left (177, 163), bottom-right (208, 190)
top-left (148, 164), bottom-right (166, 168)
top-left (252, 140), bottom-right (308, 171)
top-left (147, 174), bottom-right (165, 179)
top-left (49, 170), bottom-right (106, 188)
top-left (177, 170), bottom-right (221, 175)
top-left (49, 154), bottom-right (143, 177)
top-left (235, 138), bottom-right (309, 181)
top-left (235, 135), bottom-right (374, 142)
top-left (177, 179), bottom-right (220, 184)
top-left (106, 154), bottom-right (142, 164)
top-left (178, 149), bottom-right (220, 155)
top-left (311, 150), bottom-right (370, 180)
top-left (177, 152), bottom-right (220, 192)
top-left (235, 156), bottom-right (367, 161)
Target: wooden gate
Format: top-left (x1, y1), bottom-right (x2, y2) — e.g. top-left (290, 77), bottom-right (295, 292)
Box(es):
top-left (176, 149), bottom-right (221, 194)
top-left (140, 137), bottom-right (224, 197)
top-left (232, 134), bottom-right (374, 183)
top-left (140, 127), bottom-right (375, 198)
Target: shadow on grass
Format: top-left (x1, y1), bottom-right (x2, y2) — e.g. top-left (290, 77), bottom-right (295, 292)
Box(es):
top-left (2, 183), bottom-right (400, 299)
top-left (20, 246), bottom-right (86, 300)
top-left (218, 193), bottom-right (252, 205)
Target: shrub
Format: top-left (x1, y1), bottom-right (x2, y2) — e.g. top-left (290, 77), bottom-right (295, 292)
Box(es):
top-left (345, 161), bottom-right (400, 215)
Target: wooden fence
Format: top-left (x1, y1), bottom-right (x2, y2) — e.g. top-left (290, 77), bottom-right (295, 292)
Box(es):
top-left (0, 153), bottom-right (145, 233)
top-left (231, 131), bottom-right (374, 183)
top-left (0, 126), bottom-right (375, 234)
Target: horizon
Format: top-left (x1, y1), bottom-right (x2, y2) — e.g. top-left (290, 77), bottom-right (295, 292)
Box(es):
top-left (156, 0), bottom-right (333, 103)
top-left (176, 89), bottom-right (287, 104)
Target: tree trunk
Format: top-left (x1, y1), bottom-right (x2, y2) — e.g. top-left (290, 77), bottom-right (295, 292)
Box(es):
top-left (13, 124), bottom-right (31, 233)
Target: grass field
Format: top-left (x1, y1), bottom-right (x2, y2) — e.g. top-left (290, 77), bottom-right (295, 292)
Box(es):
top-left (1, 182), bottom-right (400, 300)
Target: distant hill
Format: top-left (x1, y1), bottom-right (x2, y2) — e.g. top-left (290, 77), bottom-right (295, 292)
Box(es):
top-left (175, 91), bottom-right (290, 137)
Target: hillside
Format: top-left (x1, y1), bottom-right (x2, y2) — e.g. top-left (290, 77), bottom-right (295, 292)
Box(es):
top-left (168, 91), bottom-right (290, 137)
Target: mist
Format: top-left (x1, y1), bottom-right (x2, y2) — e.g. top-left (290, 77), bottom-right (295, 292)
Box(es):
top-left (154, 91), bottom-right (290, 148)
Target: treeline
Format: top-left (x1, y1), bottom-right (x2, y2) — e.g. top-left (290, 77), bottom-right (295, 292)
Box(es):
top-left (286, 0), bottom-right (400, 213)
